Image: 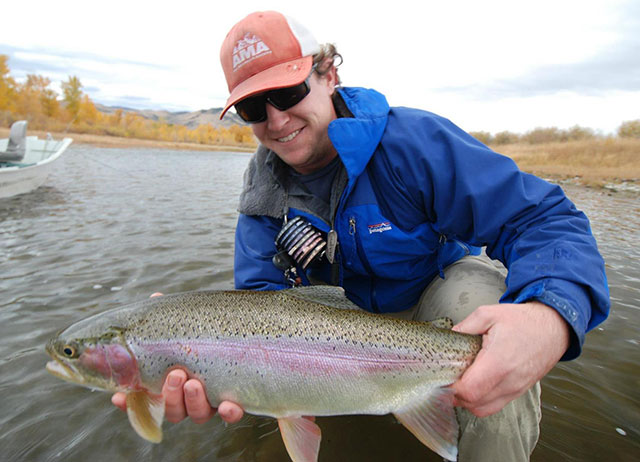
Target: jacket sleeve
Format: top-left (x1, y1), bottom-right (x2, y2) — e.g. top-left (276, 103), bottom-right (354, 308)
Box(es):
top-left (234, 213), bottom-right (289, 291)
top-left (388, 110), bottom-right (610, 360)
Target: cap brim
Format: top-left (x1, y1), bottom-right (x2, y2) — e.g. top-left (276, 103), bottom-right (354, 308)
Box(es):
top-left (220, 56), bottom-right (313, 120)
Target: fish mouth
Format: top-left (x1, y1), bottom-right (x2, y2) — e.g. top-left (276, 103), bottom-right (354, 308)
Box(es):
top-left (46, 357), bottom-right (86, 384)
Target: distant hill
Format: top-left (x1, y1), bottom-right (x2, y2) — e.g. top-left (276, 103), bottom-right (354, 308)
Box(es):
top-left (94, 104), bottom-right (247, 129)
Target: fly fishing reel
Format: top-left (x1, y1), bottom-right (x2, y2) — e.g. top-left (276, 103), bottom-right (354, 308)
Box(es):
top-left (273, 216), bottom-right (327, 286)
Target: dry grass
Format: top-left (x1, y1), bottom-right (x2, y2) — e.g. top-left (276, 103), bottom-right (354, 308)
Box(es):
top-left (492, 138), bottom-right (640, 187)
top-left (0, 128), bottom-right (254, 153)
top-left (3, 127), bottom-right (639, 189)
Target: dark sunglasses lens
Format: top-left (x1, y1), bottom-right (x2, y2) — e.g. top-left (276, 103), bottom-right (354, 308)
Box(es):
top-left (234, 81), bottom-right (310, 123)
top-left (234, 95), bottom-right (266, 123)
top-left (268, 82), bottom-right (310, 111)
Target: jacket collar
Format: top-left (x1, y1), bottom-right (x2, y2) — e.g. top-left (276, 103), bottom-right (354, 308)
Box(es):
top-left (264, 87), bottom-right (389, 186)
top-left (238, 87), bottom-right (390, 218)
top-left (329, 87), bottom-right (390, 186)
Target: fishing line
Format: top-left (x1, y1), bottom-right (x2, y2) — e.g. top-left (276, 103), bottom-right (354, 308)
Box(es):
top-left (78, 150), bottom-right (143, 180)
top-left (40, 116), bottom-right (146, 180)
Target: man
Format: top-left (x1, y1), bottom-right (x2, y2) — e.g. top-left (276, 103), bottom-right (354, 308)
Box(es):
top-left (113, 11), bottom-right (609, 461)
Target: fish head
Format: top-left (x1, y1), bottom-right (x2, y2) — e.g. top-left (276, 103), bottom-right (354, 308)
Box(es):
top-left (46, 316), bottom-right (139, 392)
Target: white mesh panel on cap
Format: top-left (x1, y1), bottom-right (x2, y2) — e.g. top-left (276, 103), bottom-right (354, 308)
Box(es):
top-left (284, 14), bottom-right (321, 57)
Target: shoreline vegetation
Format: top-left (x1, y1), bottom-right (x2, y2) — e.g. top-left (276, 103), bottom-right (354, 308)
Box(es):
top-left (1, 127), bottom-right (638, 191)
top-left (1, 54), bottom-right (638, 191)
top-left (489, 138), bottom-right (640, 191)
top-left (0, 127), bottom-right (252, 152)
top-left (0, 55), bottom-right (258, 152)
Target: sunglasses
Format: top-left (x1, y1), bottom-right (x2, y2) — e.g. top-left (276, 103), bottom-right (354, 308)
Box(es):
top-left (234, 66), bottom-right (317, 124)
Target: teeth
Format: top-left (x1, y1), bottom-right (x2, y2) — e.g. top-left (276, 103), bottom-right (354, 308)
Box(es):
top-left (278, 129), bottom-right (300, 143)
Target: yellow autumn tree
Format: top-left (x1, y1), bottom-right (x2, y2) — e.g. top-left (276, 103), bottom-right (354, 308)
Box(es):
top-left (14, 76), bottom-right (42, 120)
top-left (77, 95), bottom-right (99, 127)
top-left (0, 56), bottom-right (257, 148)
top-left (0, 55), bottom-right (16, 114)
top-left (40, 86), bottom-right (60, 119)
top-left (16, 75), bottom-right (60, 125)
top-left (61, 75), bottom-right (83, 123)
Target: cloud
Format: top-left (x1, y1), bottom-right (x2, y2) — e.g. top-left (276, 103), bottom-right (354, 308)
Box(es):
top-left (95, 94), bottom-right (191, 112)
top-left (0, 44), bottom-right (192, 111)
top-left (437, 1), bottom-right (640, 99)
top-left (0, 44), bottom-right (169, 72)
top-left (438, 41), bottom-right (640, 98)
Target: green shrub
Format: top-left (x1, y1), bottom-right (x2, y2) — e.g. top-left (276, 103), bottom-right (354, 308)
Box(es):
top-left (618, 120), bottom-right (640, 138)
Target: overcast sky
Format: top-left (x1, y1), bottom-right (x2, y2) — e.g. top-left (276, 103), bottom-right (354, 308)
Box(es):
top-left (1, 0), bottom-right (638, 134)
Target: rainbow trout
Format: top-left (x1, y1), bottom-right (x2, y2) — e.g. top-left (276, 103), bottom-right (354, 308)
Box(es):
top-left (46, 286), bottom-right (480, 461)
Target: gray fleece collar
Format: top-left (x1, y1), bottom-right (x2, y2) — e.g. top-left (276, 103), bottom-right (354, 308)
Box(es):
top-left (237, 145), bottom-right (288, 218)
top-left (237, 92), bottom-right (355, 219)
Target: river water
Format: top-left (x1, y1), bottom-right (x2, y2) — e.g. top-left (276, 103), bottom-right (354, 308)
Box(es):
top-left (1, 147), bottom-right (638, 461)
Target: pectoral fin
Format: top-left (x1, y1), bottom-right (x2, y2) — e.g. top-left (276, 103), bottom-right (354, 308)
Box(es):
top-left (125, 390), bottom-right (165, 443)
top-left (278, 416), bottom-right (322, 462)
top-left (393, 386), bottom-right (459, 461)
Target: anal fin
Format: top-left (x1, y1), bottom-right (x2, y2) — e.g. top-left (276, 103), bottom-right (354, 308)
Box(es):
top-left (126, 390), bottom-right (165, 443)
top-left (278, 416), bottom-right (322, 462)
top-left (393, 386), bottom-right (459, 461)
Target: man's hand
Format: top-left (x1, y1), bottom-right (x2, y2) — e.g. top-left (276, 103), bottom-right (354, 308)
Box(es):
top-left (111, 292), bottom-right (245, 424)
top-left (111, 369), bottom-right (245, 424)
top-left (450, 301), bottom-right (570, 417)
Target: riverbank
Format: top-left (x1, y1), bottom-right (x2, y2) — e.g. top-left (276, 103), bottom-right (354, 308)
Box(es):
top-left (3, 127), bottom-right (638, 190)
top-left (492, 138), bottom-right (640, 191)
top-left (0, 127), bottom-right (255, 153)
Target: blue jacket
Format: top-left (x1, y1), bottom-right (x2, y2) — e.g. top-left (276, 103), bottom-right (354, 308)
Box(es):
top-left (234, 86), bottom-right (610, 360)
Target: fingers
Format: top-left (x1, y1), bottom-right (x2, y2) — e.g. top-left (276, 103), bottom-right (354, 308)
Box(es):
top-left (163, 369), bottom-right (188, 423)
top-left (184, 380), bottom-right (216, 424)
top-left (116, 366), bottom-right (243, 426)
top-left (217, 401), bottom-right (244, 424)
top-left (452, 302), bottom-right (569, 417)
top-left (452, 304), bottom-right (495, 335)
top-left (150, 292), bottom-right (164, 298)
top-left (111, 392), bottom-right (127, 412)
top-left (451, 348), bottom-right (506, 412)
top-left (462, 390), bottom-right (523, 418)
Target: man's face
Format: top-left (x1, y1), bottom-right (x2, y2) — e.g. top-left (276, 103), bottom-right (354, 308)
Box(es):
top-left (250, 69), bottom-right (338, 174)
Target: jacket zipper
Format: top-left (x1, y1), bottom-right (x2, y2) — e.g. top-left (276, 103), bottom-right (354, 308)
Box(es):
top-left (349, 217), bottom-right (379, 312)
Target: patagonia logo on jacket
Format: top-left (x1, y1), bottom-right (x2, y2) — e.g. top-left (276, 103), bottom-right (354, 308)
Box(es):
top-left (368, 222), bottom-right (392, 234)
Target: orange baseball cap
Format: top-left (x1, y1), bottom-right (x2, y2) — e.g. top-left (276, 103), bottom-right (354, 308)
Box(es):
top-left (219, 11), bottom-right (320, 119)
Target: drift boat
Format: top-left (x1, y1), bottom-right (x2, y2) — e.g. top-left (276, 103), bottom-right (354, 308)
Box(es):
top-left (0, 121), bottom-right (73, 198)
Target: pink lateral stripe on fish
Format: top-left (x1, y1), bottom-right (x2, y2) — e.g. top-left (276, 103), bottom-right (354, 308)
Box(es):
top-left (133, 337), bottom-right (459, 375)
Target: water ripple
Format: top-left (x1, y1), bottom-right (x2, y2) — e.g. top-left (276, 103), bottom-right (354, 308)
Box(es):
top-left (1, 150), bottom-right (638, 461)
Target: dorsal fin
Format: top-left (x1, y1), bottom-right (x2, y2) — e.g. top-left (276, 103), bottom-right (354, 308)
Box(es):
top-left (286, 285), bottom-right (362, 311)
top-left (429, 317), bottom-right (454, 329)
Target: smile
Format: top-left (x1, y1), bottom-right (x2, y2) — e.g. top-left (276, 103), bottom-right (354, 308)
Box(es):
top-left (277, 129), bottom-right (301, 143)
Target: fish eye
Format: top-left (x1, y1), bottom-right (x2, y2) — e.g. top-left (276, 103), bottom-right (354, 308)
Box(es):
top-left (62, 345), bottom-right (77, 357)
